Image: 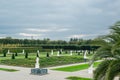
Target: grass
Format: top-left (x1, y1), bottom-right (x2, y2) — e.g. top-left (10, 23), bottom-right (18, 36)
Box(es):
top-left (0, 51), bottom-right (93, 60)
top-left (0, 56), bottom-right (86, 68)
top-left (66, 76), bottom-right (92, 80)
top-left (52, 62), bottom-right (100, 72)
top-left (0, 68), bottom-right (19, 72)
top-left (0, 51), bottom-right (94, 68)
top-left (0, 52), bottom-right (74, 60)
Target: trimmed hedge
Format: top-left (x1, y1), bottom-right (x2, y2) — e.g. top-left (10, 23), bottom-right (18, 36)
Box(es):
top-left (1, 47), bottom-right (52, 53)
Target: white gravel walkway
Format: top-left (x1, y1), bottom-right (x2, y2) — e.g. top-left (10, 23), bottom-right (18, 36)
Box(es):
top-left (0, 62), bottom-right (93, 80)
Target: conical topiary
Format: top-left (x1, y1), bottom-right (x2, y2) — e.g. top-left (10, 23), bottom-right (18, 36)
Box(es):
top-left (25, 52), bottom-right (28, 58)
top-left (11, 53), bottom-right (15, 59)
top-left (15, 52), bottom-right (18, 56)
top-left (46, 53), bottom-right (49, 57)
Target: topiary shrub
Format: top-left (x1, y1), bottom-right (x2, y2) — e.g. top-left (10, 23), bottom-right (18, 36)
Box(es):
top-left (36, 53), bottom-right (39, 57)
top-left (3, 52), bottom-right (6, 57)
top-left (15, 52), bottom-right (18, 56)
top-left (11, 53), bottom-right (15, 59)
top-left (46, 53), bottom-right (49, 57)
top-left (3, 49), bottom-right (7, 57)
top-left (25, 52), bottom-right (28, 58)
top-left (78, 52), bottom-right (80, 55)
top-left (65, 51), bottom-right (68, 54)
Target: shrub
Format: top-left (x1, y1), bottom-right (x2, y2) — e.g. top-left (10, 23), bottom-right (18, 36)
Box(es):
top-left (25, 52), bottom-right (28, 58)
top-left (46, 53), bottom-right (49, 57)
top-left (78, 52), bottom-right (80, 55)
top-left (15, 52), bottom-right (18, 56)
top-left (3, 52), bottom-right (6, 57)
top-left (11, 54), bottom-right (15, 59)
top-left (3, 49), bottom-right (7, 57)
top-left (36, 53), bottom-right (39, 57)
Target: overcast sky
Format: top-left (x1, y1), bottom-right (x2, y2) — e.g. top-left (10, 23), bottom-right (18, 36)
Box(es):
top-left (0, 0), bottom-right (120, 40)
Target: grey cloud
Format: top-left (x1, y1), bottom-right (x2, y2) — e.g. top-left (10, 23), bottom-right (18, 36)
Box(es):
top-left (0, 0), bottom-right (120, 40)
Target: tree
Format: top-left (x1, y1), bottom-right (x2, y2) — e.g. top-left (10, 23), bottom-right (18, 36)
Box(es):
top-left (92, 21), bottom-right (120, 80)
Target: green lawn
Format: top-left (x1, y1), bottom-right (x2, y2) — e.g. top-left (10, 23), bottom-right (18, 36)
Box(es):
top-left (0, 51), bottom-right (94, 68)
top-left (0, 68), bottom-right (19, 72)
top-left (52, 62), bottom-right (100, 72)
top-left (0, 52), bottom-right (82, 59)
top-left (66, 76), bottom-right (92, 80)
top-left (0, 56), bottom-right (86, 68)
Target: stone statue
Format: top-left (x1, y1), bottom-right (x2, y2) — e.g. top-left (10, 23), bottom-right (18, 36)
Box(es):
top-left (70, 50), bottom-right (72, 55)
top-left (31, 55), bottom-right (48, 75)
top-left (51, 50), bottom-right (53, 55)
top-left (35, 57), bottom-right (40, 68)
top-left (84, 50), bottom-right (88, 62)
top-left (7, 50), bottom-right (10, 54)
top-left (37, 50), bottom-right (39, 54)
top-left (84, 50), bottom-right (87, 59)
top-left (22, 49), bottom-right (25, 54)
top-left (57, 51), bottom-right (60, 56)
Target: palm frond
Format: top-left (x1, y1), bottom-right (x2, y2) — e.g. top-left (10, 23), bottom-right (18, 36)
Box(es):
top-left (93, 60), bottom-right (111, 80)
top-left (92, 45), bottom-right (114, 61)
top-left (106, 34), bottom-right (120, 43)
top-left (93, 21), bottom-right (120, 80)
top-left (105, 59), bottom-right (120, 80)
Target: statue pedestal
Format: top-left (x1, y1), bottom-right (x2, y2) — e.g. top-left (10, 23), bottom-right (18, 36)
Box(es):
top-left (31, 68), bottom-right (48, 75)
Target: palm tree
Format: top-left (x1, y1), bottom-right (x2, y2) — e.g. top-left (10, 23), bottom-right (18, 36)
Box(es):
top-left (92, 21), bottom-right (120, 80)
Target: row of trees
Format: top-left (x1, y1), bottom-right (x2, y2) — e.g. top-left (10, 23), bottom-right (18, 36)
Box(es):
top-left (0, 37), bottom-right (93, 46)
top-left (0, 36), bottom-right (100, 52)
top-left (1, 45), bottom-right (99, 54)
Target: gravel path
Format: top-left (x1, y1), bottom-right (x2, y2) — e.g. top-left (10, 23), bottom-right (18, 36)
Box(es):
top-left (0, 62), bottom-right (93, 80)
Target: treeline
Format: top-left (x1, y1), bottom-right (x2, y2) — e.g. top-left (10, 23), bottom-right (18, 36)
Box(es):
top-left (0, 37), bottom-right (92, 45)
top-left (0, 37), bottom-right (102, 51)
